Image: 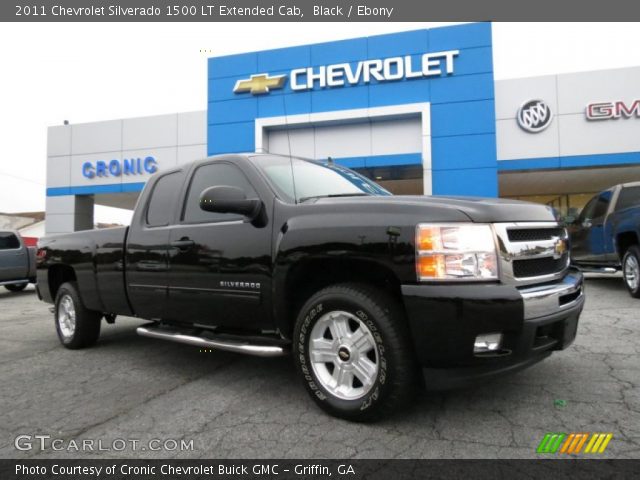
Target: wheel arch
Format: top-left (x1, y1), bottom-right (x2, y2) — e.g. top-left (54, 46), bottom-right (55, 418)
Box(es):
top-left (617, 231), bottom-right (639, 260)
top-left (275, 257), bottom-right (405, 339)
top-left (47, 264), bottom-right (77, 301)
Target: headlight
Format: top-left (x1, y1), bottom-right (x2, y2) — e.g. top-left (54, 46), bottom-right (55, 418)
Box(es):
top-left (416, 223), bottom-right (498, 281)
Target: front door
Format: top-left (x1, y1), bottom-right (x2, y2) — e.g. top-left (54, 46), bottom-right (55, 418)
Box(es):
top-left (166, 161), bottom-right (272, 331)
top-left (570, 190), bottom-right (611, 264)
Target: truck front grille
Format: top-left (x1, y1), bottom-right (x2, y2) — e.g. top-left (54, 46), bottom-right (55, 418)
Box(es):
top-left (513, 254), bottom-right (569, 278)
top-left (493, 223), bottom-right (569, 286)
top-left (507, 227), bottom-right (565, 242)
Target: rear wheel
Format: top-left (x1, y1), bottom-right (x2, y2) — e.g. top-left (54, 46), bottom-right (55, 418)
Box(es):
top-left (4, 283), bottom-right (27, 292)
top-left (293, 283), bottom-right (419, 421)
top-left (54, 282), bottom-right (102, 349)
top-left (622, 246), bottom-right (640, 298)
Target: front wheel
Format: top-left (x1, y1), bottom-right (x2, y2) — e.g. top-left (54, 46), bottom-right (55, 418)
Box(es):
top-left (55, 282), bottom-right (102, 349)
top-left (622, 246), bottom-right (640, 298)
top-left (4, 283), bottom-right (27, 292)
top-left (293, 283), bottom-right (419, 421)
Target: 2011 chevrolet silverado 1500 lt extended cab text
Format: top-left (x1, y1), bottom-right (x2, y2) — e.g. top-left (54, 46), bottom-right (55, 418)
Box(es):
top-left (37, 154), bottom-right (585, 421)
top-left (569, 181), bottom-right (640, 297)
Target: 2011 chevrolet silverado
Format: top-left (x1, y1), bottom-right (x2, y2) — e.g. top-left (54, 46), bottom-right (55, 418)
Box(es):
top-left (37, 154), bottom-right (585, 421)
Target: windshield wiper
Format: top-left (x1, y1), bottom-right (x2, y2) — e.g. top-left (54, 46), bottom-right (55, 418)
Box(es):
top-left (298, 193), bottom-right (373, 203)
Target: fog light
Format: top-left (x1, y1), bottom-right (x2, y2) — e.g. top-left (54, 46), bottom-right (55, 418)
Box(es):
top-left (474, 333), bottom-right (503, 353)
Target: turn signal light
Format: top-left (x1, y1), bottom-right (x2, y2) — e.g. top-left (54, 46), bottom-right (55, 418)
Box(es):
top-left (417, 254), bottom-right (445, 279)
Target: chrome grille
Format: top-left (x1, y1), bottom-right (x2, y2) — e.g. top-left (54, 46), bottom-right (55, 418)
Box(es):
top-left (493, 222), bottom-right (570, 286)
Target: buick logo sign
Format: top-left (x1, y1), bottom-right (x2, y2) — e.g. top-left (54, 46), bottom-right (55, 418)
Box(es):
top-left (517, 100), bottom-right (553, 133)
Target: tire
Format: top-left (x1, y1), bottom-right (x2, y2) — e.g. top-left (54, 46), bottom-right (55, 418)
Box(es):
top-left (293, 283), bottom-right (419, 422)
top-left (54, 281), bottom-right (102, 349)
top-left (622, 245), bottom-right (640, 298)
top-left (5, 283), bottom-right (27, 292)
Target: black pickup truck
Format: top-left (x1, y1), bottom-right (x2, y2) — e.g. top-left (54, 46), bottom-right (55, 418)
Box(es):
top-left (37, 154), bottom-right (585, 421)
top-left (569, 181), bottom-right (640, 297)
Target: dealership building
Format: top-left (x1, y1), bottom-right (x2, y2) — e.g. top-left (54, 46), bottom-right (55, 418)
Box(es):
top-left (46, 22), bottom-right (640, 233)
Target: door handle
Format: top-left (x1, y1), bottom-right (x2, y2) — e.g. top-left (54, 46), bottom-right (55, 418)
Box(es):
top-left (170, 239), bottom-right (195, 250)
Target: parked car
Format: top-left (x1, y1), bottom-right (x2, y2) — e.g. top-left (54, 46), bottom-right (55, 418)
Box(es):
top-left (568, 181), bottom-right (640, 297)
top-left (36, 154), bottom-right (584, 421)
top-left (0, 230), bottom-right (36, 292)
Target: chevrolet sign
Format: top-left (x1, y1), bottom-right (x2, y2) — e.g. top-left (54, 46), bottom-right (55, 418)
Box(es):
top-left (233, 50), bottom-right (459, 95)
top-left (233, 74), bottom-right (287, 95)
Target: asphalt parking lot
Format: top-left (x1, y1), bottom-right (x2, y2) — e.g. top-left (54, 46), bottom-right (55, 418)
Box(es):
top-left (0, 276), bottom-right (638, 459)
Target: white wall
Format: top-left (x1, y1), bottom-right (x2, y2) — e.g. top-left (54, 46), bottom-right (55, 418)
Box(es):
top-left (495, 66), bottom-right (640, 161)
top-left (266, 118), bottom-right (423, 160)
top-left (46, 111), bottom-right (207, 234)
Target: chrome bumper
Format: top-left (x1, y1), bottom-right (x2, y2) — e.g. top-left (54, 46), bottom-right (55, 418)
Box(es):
top-left (519, 268), bottom-right (584, 320)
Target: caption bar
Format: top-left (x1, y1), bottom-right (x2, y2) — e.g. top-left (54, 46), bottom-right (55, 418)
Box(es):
top-left (13, 3), bottom-right (395, 20)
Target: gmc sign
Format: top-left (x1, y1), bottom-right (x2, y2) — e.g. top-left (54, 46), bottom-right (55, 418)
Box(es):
top-left (586, 99), bottom-right (640, 120)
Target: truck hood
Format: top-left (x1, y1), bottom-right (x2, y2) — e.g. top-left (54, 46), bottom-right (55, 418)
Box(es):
top-left (314, 195), bottom-right (558, 223)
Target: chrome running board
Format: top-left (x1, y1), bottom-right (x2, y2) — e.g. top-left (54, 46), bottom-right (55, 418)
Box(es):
top-left (136, 324), bottom-right (288, 358)
top-left (575, 266), bottom-right (617, 274)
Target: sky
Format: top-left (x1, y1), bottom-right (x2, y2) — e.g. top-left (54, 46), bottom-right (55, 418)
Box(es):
top-left (1, 22), bottom-right (640, 225)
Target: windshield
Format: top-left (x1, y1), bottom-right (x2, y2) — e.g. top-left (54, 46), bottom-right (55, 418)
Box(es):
top-left (249, 155), bottom-right (391, 203)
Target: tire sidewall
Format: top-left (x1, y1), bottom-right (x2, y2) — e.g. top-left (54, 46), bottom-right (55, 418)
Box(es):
top-left (55, 284), bottom-right (79, 346)
top-left (294, 291), bottom-right (394, 418)
top-left (622, 247), bottom-right (640, 296)
top-left (5, 283), bottom-right (27, 292)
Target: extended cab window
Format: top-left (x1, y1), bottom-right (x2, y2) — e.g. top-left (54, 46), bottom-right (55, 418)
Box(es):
top-left (616, 186), bottom-right (640, 211)
top-left (183, 163), bottom-right (257, 224)
top-left (146, 172), bottom-right (183, 227)
top-left (0, 232), bottom-right (20, 249)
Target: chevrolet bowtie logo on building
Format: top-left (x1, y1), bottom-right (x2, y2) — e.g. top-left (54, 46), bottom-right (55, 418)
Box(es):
top-left (233, 74), bottom-right (287, 95)
top-left (537, 432), bottom-right (613, 454)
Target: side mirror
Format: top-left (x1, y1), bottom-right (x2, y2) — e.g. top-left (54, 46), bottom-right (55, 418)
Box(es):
top-left (199, 186), bottom-right (262, 221)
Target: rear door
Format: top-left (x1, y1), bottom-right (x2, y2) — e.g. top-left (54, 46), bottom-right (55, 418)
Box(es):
top-left (166, 160), bottom-right (273, 330)
top-left (125, 171), bottom-right (184, 319)
top-left (0, 232), bottom-right (28, 281)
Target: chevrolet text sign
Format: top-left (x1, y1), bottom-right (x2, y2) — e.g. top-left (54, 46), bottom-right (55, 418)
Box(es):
top-left (233, 50), bottom-right (459, 95)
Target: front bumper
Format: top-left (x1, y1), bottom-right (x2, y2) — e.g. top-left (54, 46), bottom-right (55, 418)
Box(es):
top-left (401, 268), bottom-right (584, 389)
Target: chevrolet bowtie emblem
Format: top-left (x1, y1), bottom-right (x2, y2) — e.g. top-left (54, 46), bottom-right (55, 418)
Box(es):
top-left (553, 237), bottom-right (567, 259)
top-left (233, 74), bottom-right (287, 95)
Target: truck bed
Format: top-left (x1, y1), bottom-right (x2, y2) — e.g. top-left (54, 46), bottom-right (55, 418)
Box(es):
top-left (37, 226), bottom-right (132, 316)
